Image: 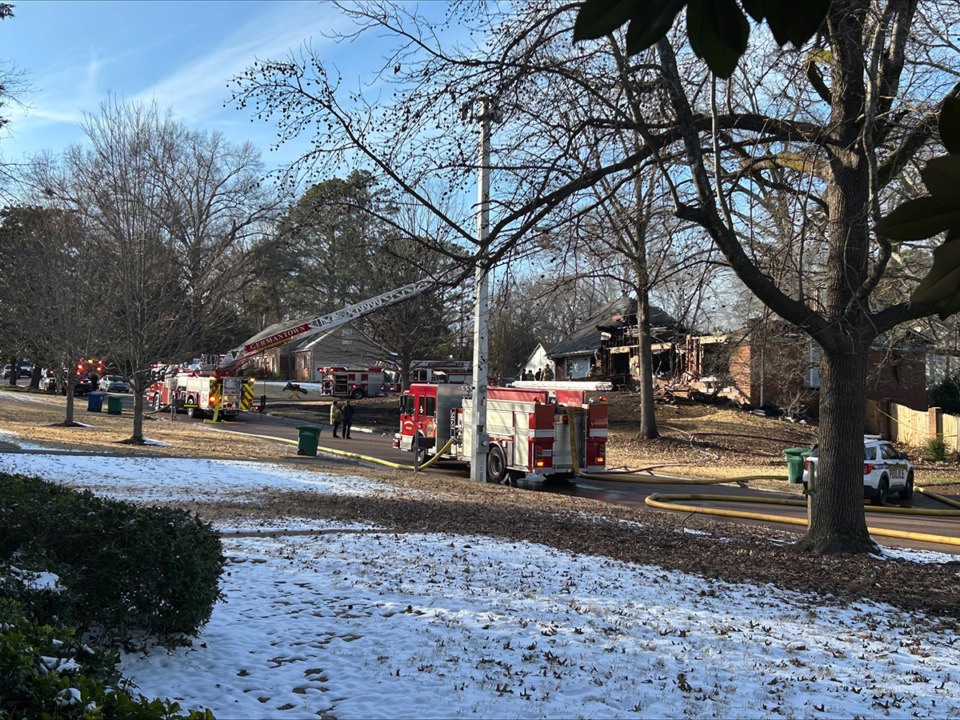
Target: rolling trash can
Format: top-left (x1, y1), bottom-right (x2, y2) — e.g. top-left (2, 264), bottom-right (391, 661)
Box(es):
top-left (106, 395), bottom-right (124, 415)
top-left (784, 447), bottom-right (812, 484)
top-left (297, 425), bottom-right (322, 456)
top-left (86, 391), bottom-right (106, 412)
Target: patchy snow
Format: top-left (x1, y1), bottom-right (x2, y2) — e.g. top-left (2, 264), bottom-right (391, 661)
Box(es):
top-left (0, 454), bottom-right (382, 504)
top-left (0, 451), bottom-right (958, 718)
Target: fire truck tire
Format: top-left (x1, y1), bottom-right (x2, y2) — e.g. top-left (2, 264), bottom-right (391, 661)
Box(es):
top-left (187, 404), bottom-right (202, 420)
top-left (486, 444), bottom-right (508, 484)
top-left (350, 388), bottom-right (365, 400)
top-left (414, 441), bottom-right (428, 467)
top-left (153, 394), bottom-right (161, 411)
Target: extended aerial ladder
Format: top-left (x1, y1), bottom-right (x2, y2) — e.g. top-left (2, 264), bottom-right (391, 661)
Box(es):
top-left (216, 275), bottom-right (448, 377)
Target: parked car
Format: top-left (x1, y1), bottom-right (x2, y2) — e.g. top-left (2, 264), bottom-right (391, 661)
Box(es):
top-left (99, 375), bottom-right (131, 393)
top-left (39, 372), bottom-right (58, 393)
top-left (20, 364), bottom-right (32, 378)
top-left (2, 363), bottom-right (31, 379)
top-left (802, 437), bottom-right (913, 506)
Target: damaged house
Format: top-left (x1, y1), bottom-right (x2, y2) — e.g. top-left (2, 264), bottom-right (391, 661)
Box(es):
top-left (547, 296), bottom-right (683, 385)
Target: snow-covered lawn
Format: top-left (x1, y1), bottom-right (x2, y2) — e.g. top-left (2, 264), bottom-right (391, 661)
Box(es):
top-left (0, 450), bottom-right (958, 719)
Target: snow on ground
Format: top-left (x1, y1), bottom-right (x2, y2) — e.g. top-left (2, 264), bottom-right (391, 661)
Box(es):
top-left (1, 452), bottom-right (959, 718)
top-left (0, 454), bottom-right (382, 504)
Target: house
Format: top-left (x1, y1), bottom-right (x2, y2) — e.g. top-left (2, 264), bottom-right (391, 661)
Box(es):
top-left (521, 343), bottom-right (555, 380)
top-left (547, 296), bottom-right (682, 383)
top-left (684, 323), bottom-right (930, 413)
top-left (263, 323), bottom-right (395, 382)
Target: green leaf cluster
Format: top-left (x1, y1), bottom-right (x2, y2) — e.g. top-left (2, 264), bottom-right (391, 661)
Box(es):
top-left (875, 98), bottom-right (960, 319)
top-left (0, 597), bottom-right (214, 719)
top-left (0, 473), bottom-right (224, 649)
top-left (573, 0), bottom-right (830, 77)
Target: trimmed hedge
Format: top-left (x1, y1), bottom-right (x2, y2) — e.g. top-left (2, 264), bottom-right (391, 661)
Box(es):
top-left (0, 473), bottom-right (224, 648)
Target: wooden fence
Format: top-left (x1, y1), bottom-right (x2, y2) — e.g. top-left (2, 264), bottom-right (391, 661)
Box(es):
top-left (865, 399), bottom-right (960, 451)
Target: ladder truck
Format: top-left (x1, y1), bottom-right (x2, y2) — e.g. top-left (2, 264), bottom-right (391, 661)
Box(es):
top-left (149, 276), bottom-right (448, 417)
top-left (394, 383), bottom-right (607, 485)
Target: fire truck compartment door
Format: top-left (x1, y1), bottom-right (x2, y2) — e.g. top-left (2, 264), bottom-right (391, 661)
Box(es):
top-left (514, 412), bottom-right (530, 469)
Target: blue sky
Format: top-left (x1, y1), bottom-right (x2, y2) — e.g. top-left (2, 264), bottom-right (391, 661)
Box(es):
top-left (0, 1), bottom-right (386, 175)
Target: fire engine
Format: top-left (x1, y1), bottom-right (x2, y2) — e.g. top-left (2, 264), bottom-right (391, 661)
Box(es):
top-left (319, 367), bottom-right (388, 399)
top-left (144, 275), bottom-right (447, 419)
top-left (394, 383), bottom-right (607, 484)
top-left (147, 366), bottom-right (248, 419)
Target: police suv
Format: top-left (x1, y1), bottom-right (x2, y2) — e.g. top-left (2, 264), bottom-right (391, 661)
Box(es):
top-left (802, 436), bottom-right (913, 506)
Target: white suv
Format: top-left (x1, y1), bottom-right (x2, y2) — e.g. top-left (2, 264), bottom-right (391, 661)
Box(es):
top-left (802, 437), bottom-right (913, 506)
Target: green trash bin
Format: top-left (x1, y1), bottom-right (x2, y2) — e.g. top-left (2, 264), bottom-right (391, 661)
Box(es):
top-left (297, 425), bottom-right (322, 456)
top-left (784, 447), bottom-right (812, 484)
top-left (106, 395), bottom-right (124, 415)
top-left (86, 392), bottom-right (105, 412)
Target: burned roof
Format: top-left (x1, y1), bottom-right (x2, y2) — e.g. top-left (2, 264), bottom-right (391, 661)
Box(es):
top-left (547, 296), bottom-right (678, 358)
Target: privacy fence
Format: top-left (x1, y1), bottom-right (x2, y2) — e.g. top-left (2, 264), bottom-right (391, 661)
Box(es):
top-left (866, 399), bottom-right (960, 451)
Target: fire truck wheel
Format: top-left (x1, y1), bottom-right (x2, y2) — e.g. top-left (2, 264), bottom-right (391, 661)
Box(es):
top-left (187, 405), bottom-right (202, 420)
top-left (153, 394), bottom-right (161, 411)
top-left (350, 388), bottom-right (365, 400)
top-left (486, 444), bottom-right (507, 484)
top-left (417, 444), bottom-right (427, 467)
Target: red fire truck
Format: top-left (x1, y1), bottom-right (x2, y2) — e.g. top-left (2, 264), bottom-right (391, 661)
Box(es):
top-left (147, 367), bottom-right (250, 419)
top-left (394, 383), bottom-right (607, 484)
top-left (319, 367), bottom-right (388, 399)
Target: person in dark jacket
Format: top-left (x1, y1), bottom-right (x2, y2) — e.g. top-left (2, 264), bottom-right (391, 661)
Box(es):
top-left (330, 401), bottom-right (343, 438)
top-left (342, 400), bottom-right (355, 439)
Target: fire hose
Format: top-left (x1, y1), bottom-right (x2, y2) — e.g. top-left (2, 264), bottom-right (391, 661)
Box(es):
top-left (233, 430), bottom-right (454, 472)
top-left (579, 470), bottom-right (960, 548)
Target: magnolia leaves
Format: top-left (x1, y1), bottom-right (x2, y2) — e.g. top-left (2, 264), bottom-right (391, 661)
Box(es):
top-left (875, 98), bottom-right (960, 319)
top-left (573, 0), bottom-right (831, 78)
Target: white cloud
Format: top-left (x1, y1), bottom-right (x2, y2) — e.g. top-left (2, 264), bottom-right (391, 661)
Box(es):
top-left (133, 2), bottom-right (346, 123)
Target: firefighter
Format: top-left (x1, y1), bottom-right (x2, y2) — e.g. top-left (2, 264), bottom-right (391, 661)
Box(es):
top-left (342, 400), bottom-right (355, 439)
top-left (330, 400), bottom-right (343, 438)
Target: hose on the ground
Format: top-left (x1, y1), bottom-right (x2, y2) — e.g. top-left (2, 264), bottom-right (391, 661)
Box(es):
top-left (230, 429), bottom-right (454, 472)
top-left (645, 492), bottom-right (960, 547)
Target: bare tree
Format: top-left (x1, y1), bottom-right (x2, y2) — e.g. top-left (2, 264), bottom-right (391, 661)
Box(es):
top-left (0, 205), bottom-right (101, 424)
top-left (233, 1), bottom-right (959, 553)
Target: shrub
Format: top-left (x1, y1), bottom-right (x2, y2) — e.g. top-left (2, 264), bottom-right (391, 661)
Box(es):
top-left (0, 473), bottom-right (224, 648)
top-left (0, 595), bottom-right (214, 719)
top-left (928, 376), bottom-right (960, 415)
top-left (924, 436), bottom-right (948, 462)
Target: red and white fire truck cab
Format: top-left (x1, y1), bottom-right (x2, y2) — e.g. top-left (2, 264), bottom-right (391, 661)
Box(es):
top-left (394, 383), bottom-right (607, 484)
top-left (319, 367), bottom-right (388, 399)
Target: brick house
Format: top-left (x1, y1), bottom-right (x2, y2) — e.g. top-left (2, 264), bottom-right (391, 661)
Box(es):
top-left (686, 324), bottom-right (929, 413)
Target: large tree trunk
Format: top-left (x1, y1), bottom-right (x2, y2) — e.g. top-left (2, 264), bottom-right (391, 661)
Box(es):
top-left (797, 0), bottom-right (876, 554)
top-left (796, 340), bottom-right (876, 554)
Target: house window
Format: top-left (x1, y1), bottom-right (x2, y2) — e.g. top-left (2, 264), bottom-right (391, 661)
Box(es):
top-left (803, 343), bottom-right (821, 389)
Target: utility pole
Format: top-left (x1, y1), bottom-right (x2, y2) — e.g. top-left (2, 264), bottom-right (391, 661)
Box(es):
top-left (462, 96), bottom-right (499, 483)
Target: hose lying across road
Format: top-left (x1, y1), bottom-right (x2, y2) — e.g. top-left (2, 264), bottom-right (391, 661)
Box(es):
top-left (580, 469), bottom-right (960, 548)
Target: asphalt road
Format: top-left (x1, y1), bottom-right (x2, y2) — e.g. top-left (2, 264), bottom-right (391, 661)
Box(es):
top-left (150, 404), bottom-right (960, 555)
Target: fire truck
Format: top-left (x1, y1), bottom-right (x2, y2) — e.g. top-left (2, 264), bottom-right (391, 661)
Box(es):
top-left (144, 276), bottom-right (448, 418)
top-left (394, 383), bottom-right (607, 484)
top-left (319, 367), bottom-right (388, 399)
top-left (146, 366), bottom-right (248, 419)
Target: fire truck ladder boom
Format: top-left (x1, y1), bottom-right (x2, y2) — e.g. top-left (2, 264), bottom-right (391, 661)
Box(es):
top-left (218, 277), bottom-right (442, 373)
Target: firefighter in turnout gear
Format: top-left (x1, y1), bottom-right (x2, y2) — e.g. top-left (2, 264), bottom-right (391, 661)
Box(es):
top-left (330, 401), bottom-right (343, 438)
